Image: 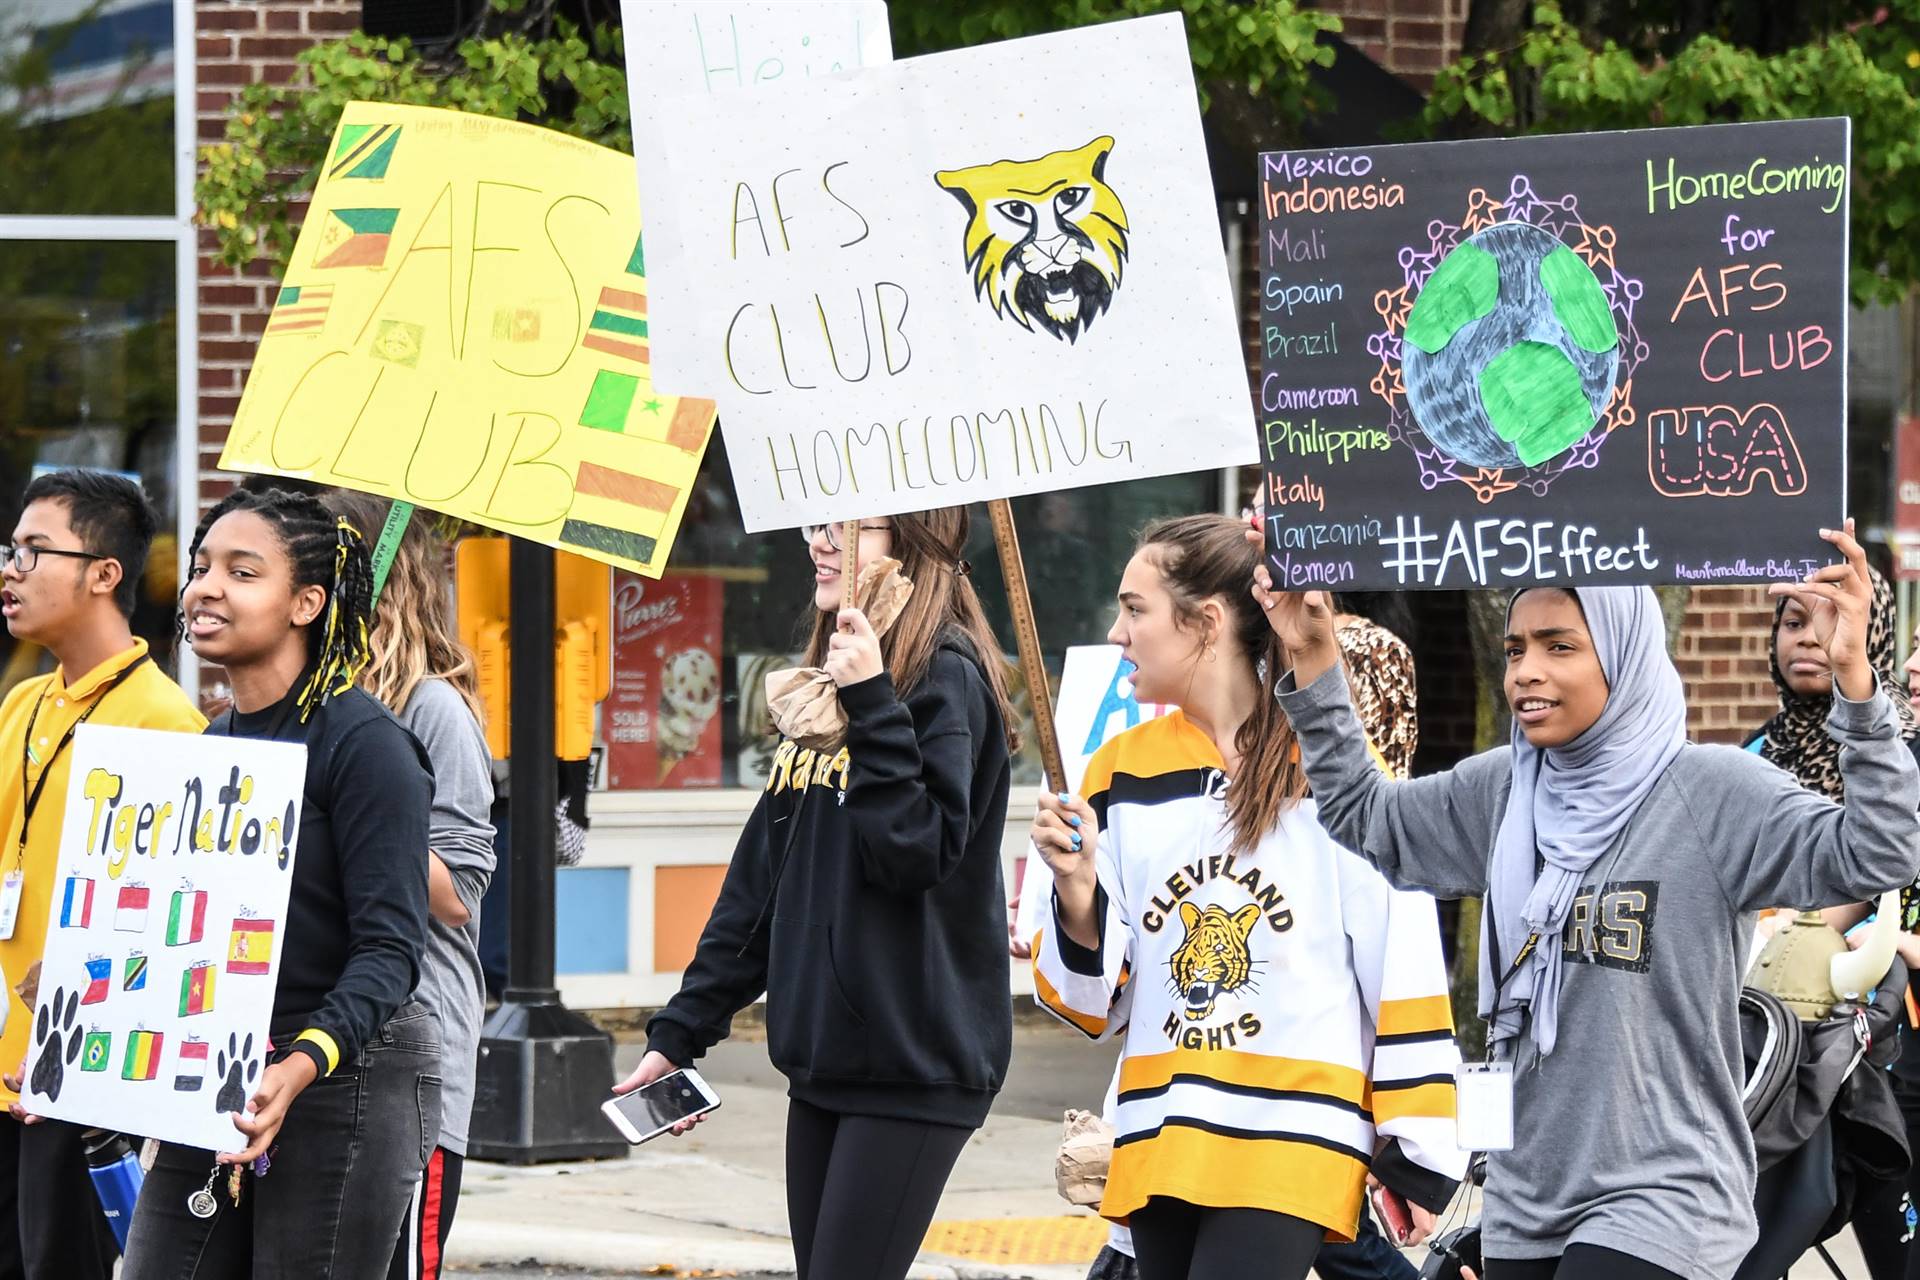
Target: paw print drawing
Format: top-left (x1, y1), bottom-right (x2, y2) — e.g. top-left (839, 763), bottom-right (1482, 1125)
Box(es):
top-left (215, 1032), bottom-right (256, 1115)
top-left (29, 986), bottom-right (81, 1103)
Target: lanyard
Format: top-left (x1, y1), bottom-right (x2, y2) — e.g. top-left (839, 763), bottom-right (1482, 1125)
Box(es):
top-left (16, 654), bottom-right (150, 867)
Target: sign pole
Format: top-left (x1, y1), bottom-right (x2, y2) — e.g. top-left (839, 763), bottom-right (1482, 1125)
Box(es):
top-left (841, 518), bottom-right (862, 611)
top-left (469, 536), bottom-right (626, 1165)
top-left (987, 499), bottom-right (1066, 795)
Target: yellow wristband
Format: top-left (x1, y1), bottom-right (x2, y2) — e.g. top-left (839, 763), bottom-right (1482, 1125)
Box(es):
top-left (295, 1028), bottom-right (341, 1076)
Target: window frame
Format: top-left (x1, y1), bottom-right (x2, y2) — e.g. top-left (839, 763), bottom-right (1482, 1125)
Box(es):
top-left (0, 0), bottom-right (199, 699)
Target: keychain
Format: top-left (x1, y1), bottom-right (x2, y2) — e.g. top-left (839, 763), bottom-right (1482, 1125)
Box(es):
top-left (187, 1166), bottom-right (220, 1220)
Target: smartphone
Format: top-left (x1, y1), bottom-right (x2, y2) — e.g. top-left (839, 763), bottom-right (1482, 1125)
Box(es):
top-left (1371, 1183), bottom-right (1414, 1248)
top-left (600, 1068), bottom-right (721, 1144)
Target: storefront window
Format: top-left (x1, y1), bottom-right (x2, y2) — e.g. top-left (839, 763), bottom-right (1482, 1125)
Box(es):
top-left (0, 238), bottom-right (180, 694)
top-left (0, 0), bottom-right (175, 217)
top-left (605, 428), bottom-right (1221, 792)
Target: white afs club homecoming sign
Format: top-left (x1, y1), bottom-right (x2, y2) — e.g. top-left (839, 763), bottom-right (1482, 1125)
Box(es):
top-left (23, 726), bottom-right (302, 1154)
top-left (637, 13), bottom-right (1257, 528)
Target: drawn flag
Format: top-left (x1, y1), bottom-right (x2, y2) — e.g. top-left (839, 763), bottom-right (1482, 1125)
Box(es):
top-left (115, 885), bottom-right (149, 933)
top-left (123, 953), bottom-right (148, 992)
top-left (312, 208), bottom-right (399, 269)
top-left (122, 1030), bottom-right (163, 1082)
top-left (178, 962), bottom-right (216, 1016)
top-left (81, 957), bottom-right (110, 1005)
top-left (582, 286), bottom-right (648, 363)
top-left (265, 285), bottom-right (334, 336)
top-left (175, 1039), bottom-right (210, 1092)
top-left (167, 889), bottom-right (206, 946)
top-left (328, 121), bottom-right (399, 180)
top-left (81, 1030), bottom-right (111, 1074)
top-left (227, 918), bottom-right (275, 975)
top-left (59, 877), bottom-right (94, 929)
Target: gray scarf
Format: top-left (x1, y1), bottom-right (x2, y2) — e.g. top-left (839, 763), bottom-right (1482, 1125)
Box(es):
top-left (1482, 586), bottom-right (1687, 1055)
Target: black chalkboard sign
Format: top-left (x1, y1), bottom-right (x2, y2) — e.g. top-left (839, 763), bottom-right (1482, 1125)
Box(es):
top-left (1256, 118), bottom-right (1849, 590)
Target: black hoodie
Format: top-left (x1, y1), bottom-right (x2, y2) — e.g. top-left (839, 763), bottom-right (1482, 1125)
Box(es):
top-left (647, 634), bottom-right (1014, 1128)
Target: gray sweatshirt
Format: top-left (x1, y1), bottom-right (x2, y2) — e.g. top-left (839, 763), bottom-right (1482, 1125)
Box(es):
top-left (1278, 666), bottom-right (1920, 1280)
top-left (397, 678), bottom-right (498, 1156)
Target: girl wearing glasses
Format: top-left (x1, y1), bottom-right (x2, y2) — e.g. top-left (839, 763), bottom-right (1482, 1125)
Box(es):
top-left (617, 508), bottom-right (1019, 1280)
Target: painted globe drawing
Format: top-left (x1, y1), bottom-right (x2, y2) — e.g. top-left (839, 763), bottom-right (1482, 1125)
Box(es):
top-left (1401, 221), bottom-right (1620, 471)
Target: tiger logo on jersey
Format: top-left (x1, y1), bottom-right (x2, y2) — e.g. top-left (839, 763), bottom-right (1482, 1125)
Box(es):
top-left (934, 137), bottom-right (1130, 343)
top-left (1169, 901), bottom-right (1263, 1021)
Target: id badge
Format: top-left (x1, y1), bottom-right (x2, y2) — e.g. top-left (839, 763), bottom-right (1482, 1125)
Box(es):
top-left (0, 871), bottom-right (23, 941)
top-left (1454, 1061), bottom-right (1514, 1152)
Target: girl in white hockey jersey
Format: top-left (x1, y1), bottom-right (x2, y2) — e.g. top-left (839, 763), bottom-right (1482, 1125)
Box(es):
top-left (1031, 515), bottom-right (1465, 1280)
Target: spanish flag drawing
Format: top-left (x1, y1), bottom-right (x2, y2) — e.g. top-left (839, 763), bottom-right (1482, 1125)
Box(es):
top-left (179, 962), bottom-right (216, 1017)
top-left (228, 918), bottom-right (275, 976)
top-left (122, 1030), bottom-right (163, 1082)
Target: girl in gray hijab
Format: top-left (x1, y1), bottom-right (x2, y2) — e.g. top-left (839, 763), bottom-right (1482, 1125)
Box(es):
top-left (1249, 523), bottom-right (1920, 1280)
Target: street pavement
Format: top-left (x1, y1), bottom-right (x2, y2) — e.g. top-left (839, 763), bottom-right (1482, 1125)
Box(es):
top-left (443, 1020), bottom-right (1877, 1280)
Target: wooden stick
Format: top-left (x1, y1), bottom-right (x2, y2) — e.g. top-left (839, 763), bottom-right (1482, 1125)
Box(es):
top-left (987, 498), bottom-right (1066, 794)
top-left (841, 518), bottom-right (861, 611)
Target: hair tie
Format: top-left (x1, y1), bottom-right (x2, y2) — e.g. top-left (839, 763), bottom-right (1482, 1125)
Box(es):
top-left (954, 558), bottom-right (972, 578)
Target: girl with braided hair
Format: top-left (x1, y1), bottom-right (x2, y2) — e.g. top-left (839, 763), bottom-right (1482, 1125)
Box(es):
top-left (122, 486), bottom-right (439, 1280)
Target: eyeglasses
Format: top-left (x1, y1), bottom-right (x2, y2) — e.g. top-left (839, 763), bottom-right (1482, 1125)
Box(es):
top-left (799, 523), bottom-right (893, 552)
top-left (1, 545), bottom-right (104, 574)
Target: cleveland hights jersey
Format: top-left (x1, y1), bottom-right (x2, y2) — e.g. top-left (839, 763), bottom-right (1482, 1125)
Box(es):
top-left (1033, 712), bottom-right (1466, 1238)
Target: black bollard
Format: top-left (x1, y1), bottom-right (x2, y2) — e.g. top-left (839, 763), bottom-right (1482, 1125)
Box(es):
top-left (468, 537), bottom-right (628, 1164)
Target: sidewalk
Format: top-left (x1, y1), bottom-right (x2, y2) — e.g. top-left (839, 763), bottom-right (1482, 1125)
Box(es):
top-left (447, 1028), bottom-right (1111, 1280)
top-left (443, 1024), bottom-right (1881, 1280)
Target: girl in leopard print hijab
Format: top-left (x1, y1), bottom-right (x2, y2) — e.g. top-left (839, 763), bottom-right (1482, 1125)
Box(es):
top-left (1751, 565), bottom-right (1919, 802)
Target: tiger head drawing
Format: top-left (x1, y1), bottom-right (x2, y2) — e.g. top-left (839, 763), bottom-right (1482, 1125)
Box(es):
top-left (934, 137), bottom-right (1130, 344)
top-left (1169, 901), bottom-right (1262, 1021)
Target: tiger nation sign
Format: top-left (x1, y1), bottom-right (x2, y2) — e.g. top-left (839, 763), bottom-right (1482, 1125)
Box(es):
top-left (1254, 118), bottom-right (1849, 590)
top-left (24, 727), bottom-right (303, 1154)
top-left (634, 13), bottom-right (1255, 530)
top-left (220, 103), bottom-right (718, 578)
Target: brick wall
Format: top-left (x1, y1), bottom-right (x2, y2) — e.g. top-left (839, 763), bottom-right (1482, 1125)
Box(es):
top-left (1675, 587), bottom-right (1778, 744)
top-left (1314, 0), bottom-right (1470, 89)
top-left (194, 0), bottom-right (357, 517)
top-left (188, 0), bottom-right (1784, 743)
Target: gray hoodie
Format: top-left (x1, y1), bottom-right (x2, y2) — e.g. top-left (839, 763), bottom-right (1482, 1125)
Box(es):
top-left (1278, 667), bottom-right (1920, 1280)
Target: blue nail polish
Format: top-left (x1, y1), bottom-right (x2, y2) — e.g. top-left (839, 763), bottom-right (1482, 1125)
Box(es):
top-left (1068, 816), bottom-right (1082, 828)
top-left (1057, 792), bottom-right (1071, 803)
top-left (1071, 836), bottom-right (1082, 850)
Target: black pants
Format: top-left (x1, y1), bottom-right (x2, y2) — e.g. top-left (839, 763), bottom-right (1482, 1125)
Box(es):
top-left (0, 1117), bottom-right (118, 1280)
top-left (1488, 1245), bottom-right (1686, 1280)
top-left (121, 1006), bottom-right (440, 1279)
top-left (784, 1097), bottom-right (972, 1280)
top-left (1130, 1196), bottom-right (1326, 1280)
top-left (387, 1147), bottom-right (464, 1280)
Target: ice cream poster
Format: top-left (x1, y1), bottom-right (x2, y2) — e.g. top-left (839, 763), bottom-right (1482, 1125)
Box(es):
top-left (23, 726), bottom-right (304, 1153)
top-left (607, 573), bottom-right (724, 788)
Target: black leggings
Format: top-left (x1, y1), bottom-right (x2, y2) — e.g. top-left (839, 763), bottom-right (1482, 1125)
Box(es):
top-left (1129, 1196), bottom-right (1326, 1280)
top-left (1488, 1245), bottom-right (1686, 1280)
top-left (784, 1098), bottom-right (972, 1280)
top-left (1849, 1171), bottom-right (1920, 1280)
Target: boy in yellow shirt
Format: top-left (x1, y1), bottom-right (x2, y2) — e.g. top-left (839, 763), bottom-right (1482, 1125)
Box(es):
top-left (0, 470), bottom-right (203, 1278)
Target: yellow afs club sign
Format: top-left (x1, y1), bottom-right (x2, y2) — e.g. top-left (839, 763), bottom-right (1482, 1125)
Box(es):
top-left (221, 103), bottom-right (717, 577)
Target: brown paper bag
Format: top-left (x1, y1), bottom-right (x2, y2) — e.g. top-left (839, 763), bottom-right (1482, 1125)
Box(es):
top-left (1054, 1108), bottom-right (1115, 1208)
top-left (764, 557), bottom-right (913, 750)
